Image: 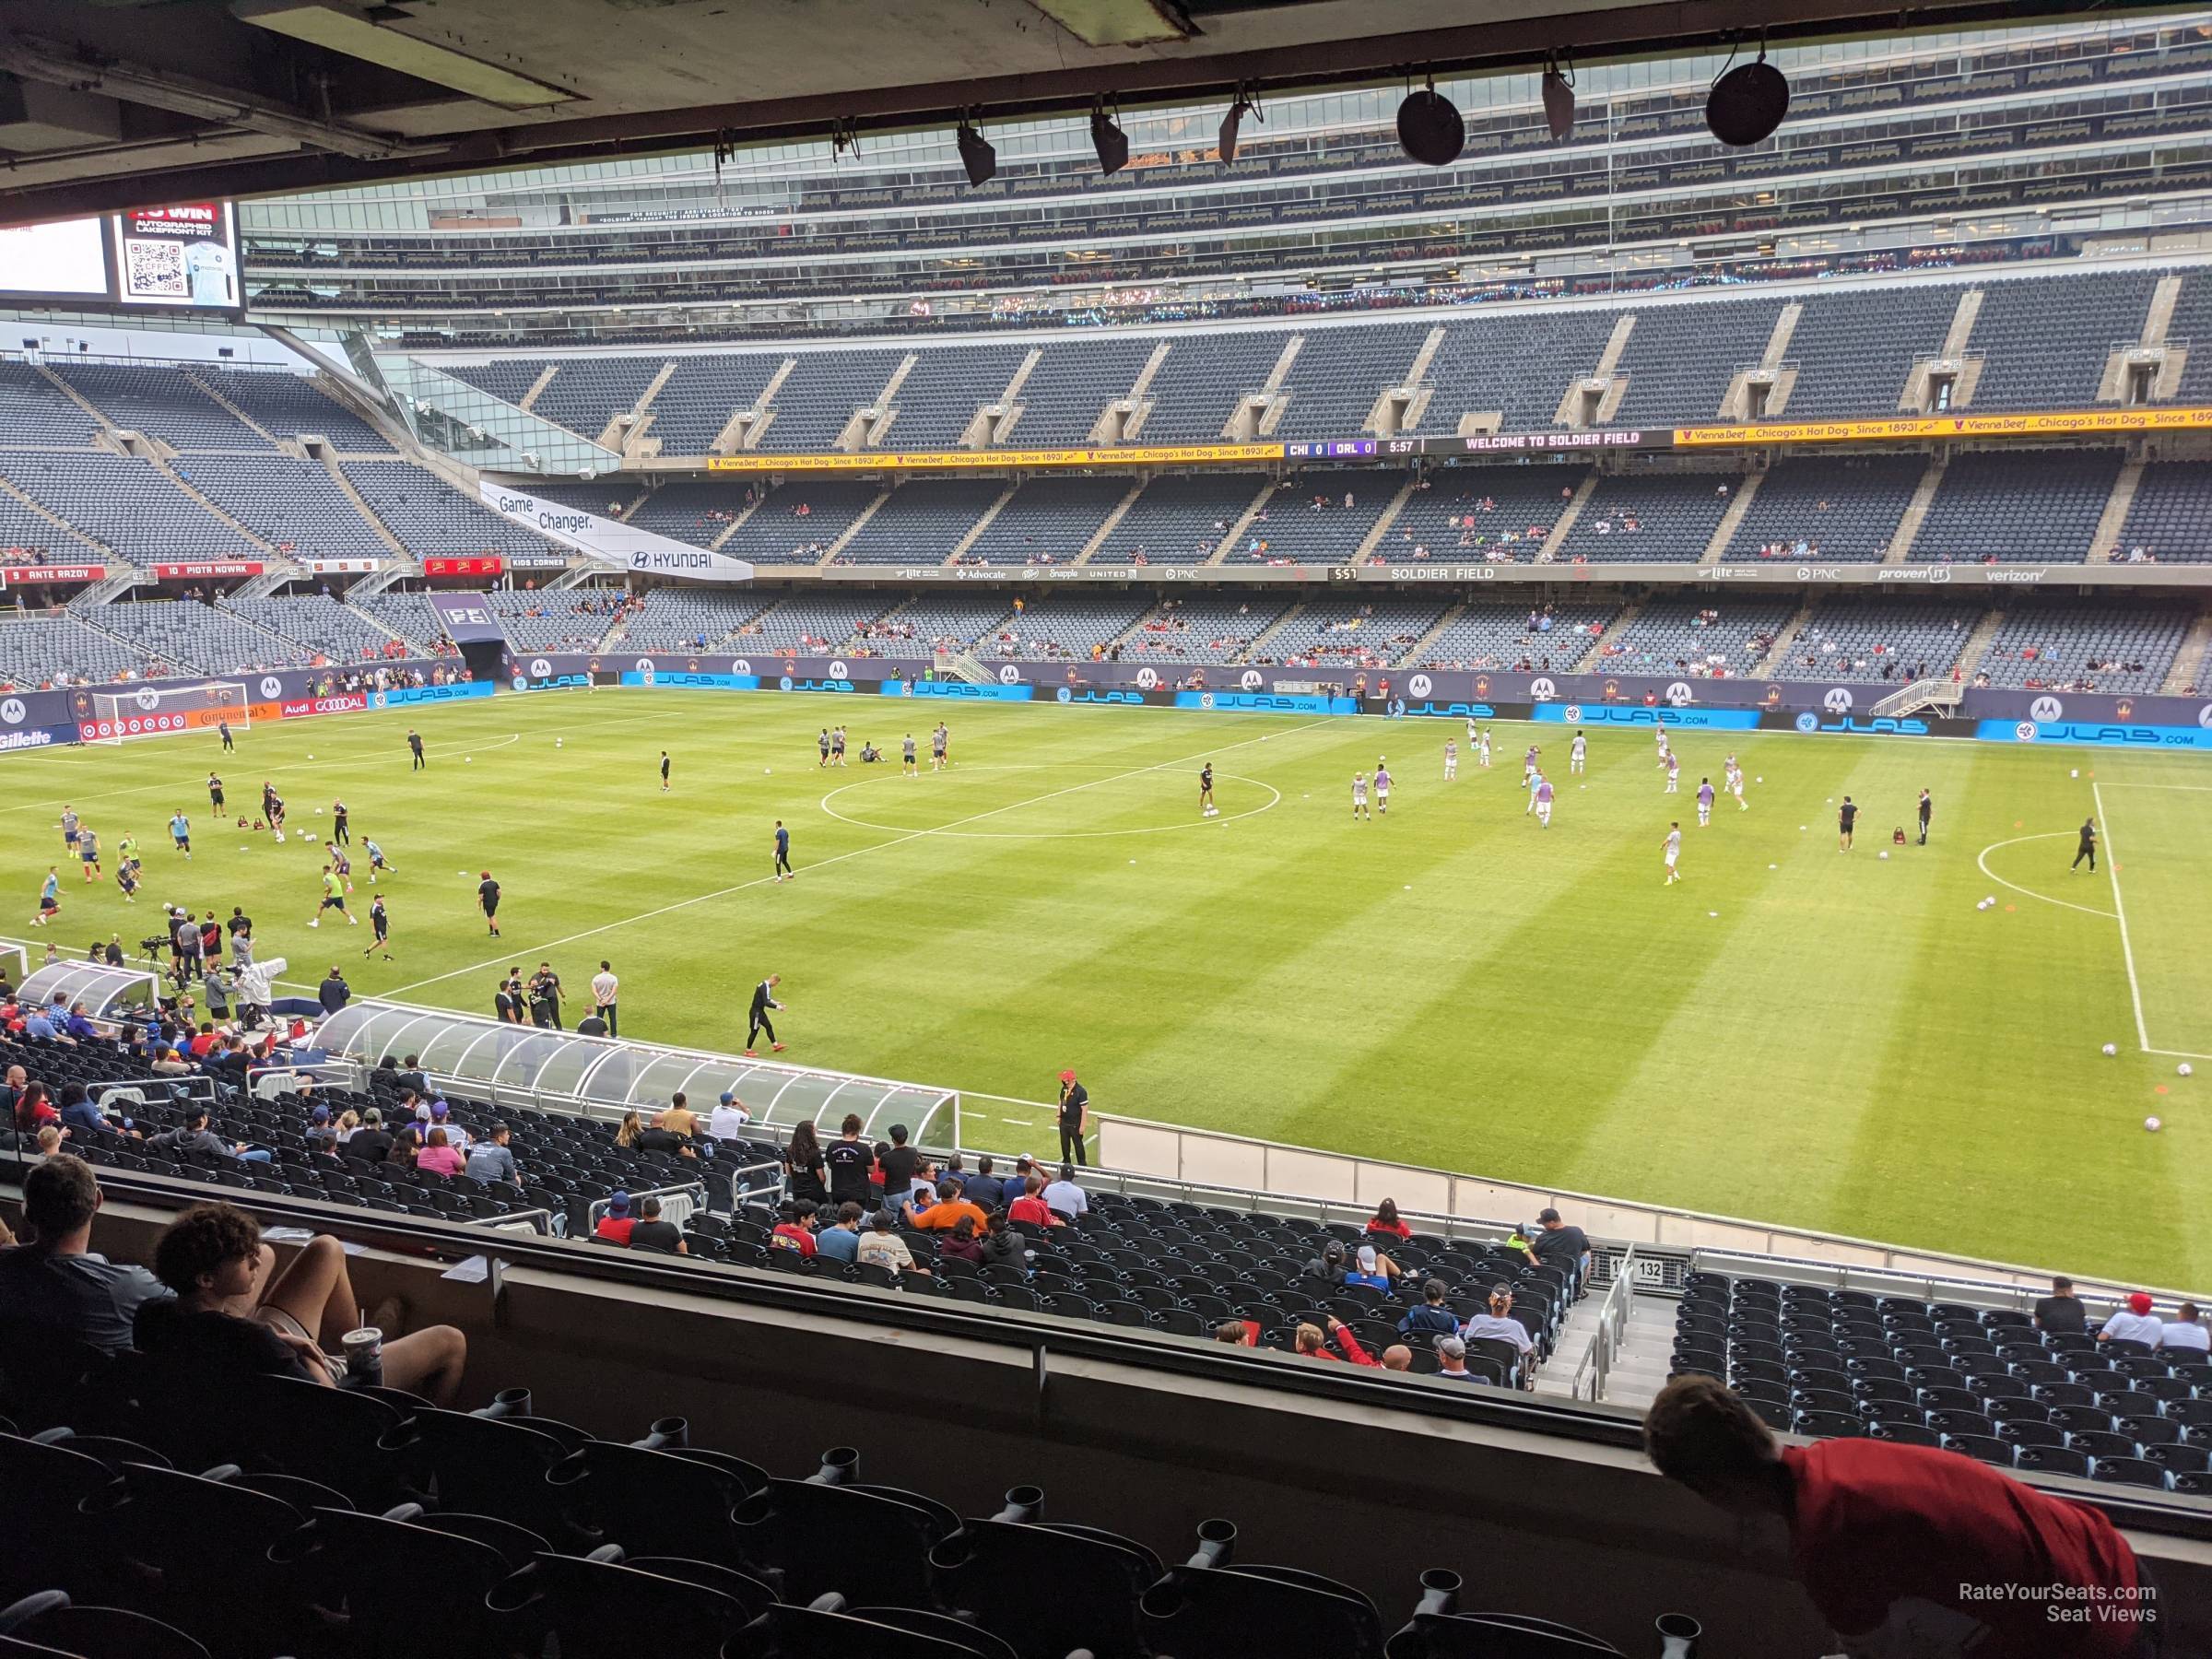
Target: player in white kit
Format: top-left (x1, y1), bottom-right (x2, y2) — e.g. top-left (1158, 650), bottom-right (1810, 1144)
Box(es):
top-left (1373, 760), bottom-right (1392, 816)
top-left (1570, 730), bottom-right (1587, 774)
top-left (1522, 746), bottom-right (1541, 813)
top-left (1533, 771), bottom-right (1555, 827)
top-left (1725, 756), bottom-right (1748, 810)
top-left (1664, 822), bottom-right (1683, 885)
top-left (1351, 771), bottom-right (1371, 821)
top-left (1696, 777), bottom-right (1715, 827)
top-left (1442, 738), bottom-right (1458, 780)
top-left (1655, 726), bottom-right (1671, 764)
top-left (1465, 715), bottom-right (1480, 747)
top-left (1478, 729), bottom-right (1493, 768)
top-left (1664, 752), bottom-right (1681, 794)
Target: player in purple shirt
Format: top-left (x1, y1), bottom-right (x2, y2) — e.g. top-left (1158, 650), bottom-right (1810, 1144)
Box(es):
top-left (1373, 761), bottom-right (1392, 816)
top-left (1697, 776), bottom-right (1716, 827)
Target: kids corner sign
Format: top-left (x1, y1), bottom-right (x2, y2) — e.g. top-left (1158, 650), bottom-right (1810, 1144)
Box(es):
top-left (477, 481), bottom-right (756, 583)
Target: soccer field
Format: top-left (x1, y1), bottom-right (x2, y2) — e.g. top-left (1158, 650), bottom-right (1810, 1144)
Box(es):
top-left (11, 689), bottom-right (2211, 1287)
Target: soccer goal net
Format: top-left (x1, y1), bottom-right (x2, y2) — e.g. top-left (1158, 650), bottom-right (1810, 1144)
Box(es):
top-left (84, 680), bottom-right (252, 745)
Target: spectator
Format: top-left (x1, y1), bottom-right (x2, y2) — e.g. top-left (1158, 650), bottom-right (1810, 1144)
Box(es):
top-left (1380, 1345), bottom-right (1413, 1371)
top-left (770, 1199), bottom-right (818, 1257)
top-left (464, 1122), bottom-right (519, 1184)
top-left (2099, 1292), bottom-right (2164, 1347)
top-left (56, 1082), bottom-right (107, 1138)
top-left (1642, 1374), bottom-right (2145, 1656)
top-left (628, 1195), bottom-right (686, 1254)
top-left (1303, 1239), bottom-right (1349, 1293)
top-left (1398, 1278), bottom-right (1461, 1339)
top-left (938, 1214), bottom-right (987, 1266)
top-left (855, 1210), bottom-right (922, 1275)
top-left (613, 1111), bottom-right (643, 1151)
top-left (349, 1108), bottom-right (393, 1166)
top-left (706, 1091), bottom-right (751, 1141)
top-left (2034, 1276), bottom-right (2088, 1335)
top-left (654, 1092), bottom-right (699, 1141)
top-left (962, 1155), bottom-right (1005, 1212)
top-left (1006, 1174), bottom-right (1057, 1229)
top-left (149, 1104), bottom-right (268, 1165)
top-left (904, 1178), bottom-right (989, 1233)
top-left (0, 1155), bottom-right (171, 1354)
top-left (14, 1082), bottom-right (57, 1135)
top-left (1525, 1207), bottom-right (1591, 1295)
top-left (427, 1100), bottom-right (467, 1153)
top-left (980, 1210), bottom-right (1027, 1267)
top-left (1460, 1283), bottom-right (1536, 1382)
top-left (394, 1056), bottom-right (429, 1097)
top-left (1365, 1198), bottom-right (1412, 1241)
top-left (1344, 1245), bottom-right (1392, 1292)
top-left (1041, 1162), bottom-right (1088, 1221)
top-left (813, 1201), bottom-right (864, 1265)
top-left (877, 1124), bottom-right (922, 1208)
top-left (137, 1203), bottom-right (465, 1405)
top-left (1433, 1335), bottom-right (1490, 1382)
top-left (415, 1127), bottom-right (465, 1178)
top-left (594, 1192), bottom-right (637, 1246)
top-left (1295, 1315), bottom-right (1378, 1367)
top-left (783, 1119), bottom-right (829, 1205)
top-left (824, 1113), bottom-right (872, 1208)
top-left (2159, 1302), bottom-right (2209, 1355)
top-left (1214, 1320), bottom-right (1259, 1347)
top-left (317, 966), bottom-right (350, 1016)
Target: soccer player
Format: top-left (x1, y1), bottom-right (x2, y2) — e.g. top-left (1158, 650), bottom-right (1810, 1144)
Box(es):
top-left (1465, 714), bottom-right (1480, 747)
top-left (332, 798), bottom-right (349, 844)
top-left (1523, 747), bottom-right (1542, 815)
top-left (308, 865), bottom-right (356, 928)
top-left (116, 853), bottom-right (139, 905)
top-left (170, 809), bottom-right (192, 860)
top-left (1725, 756), bottom-right (1747, 811)
top-left (902, 732), bottom-right (918, 775)
top-left (364, 894), bottom-right (393, 959)
top-left (932, 723), bottom-right (949, 771)
top-left (1654, 725), bottom-right (1671, 764)
top-left (326, 842), bottom-right (354, 892)
top-left (1663, 821), bottom-right (1683, 886)
top-left (218, 718), bottom-right (234, 752)
top-left (1478, 727), bottom-right (1493, 769)
top-left (1570, 730), bottom-right (1587, 775)
top-left (33, 865), bottom-right (59, 926)
top-left (746, 972), bottom-right (786, 1055)
top-left (77, 824), bottom-right (100, 883)
top-left (261, 779), bottom-right (279, 825)
top-left (207, 772), bottom-right (225, 813)
top-left (363, 837), bottom-right (394, 882)
top-left (1664, 751), bottom-right (1681, 794)
top-left (477, 870), bottom-right (502, 935)
top-left (1697, 776), bottom-right (1715, 828)
top-left (1838, 795), bottom-right (1858, 852)
top-left (59, 806), bottom-right (77, 859)
top-left (528, 962), bottom-right (562, 1029)
top-left (267, 789), bottom-right (288, 842)
top-left (2072, 816), bottom-right (2097, 873)
top-left (830, 726), bottom-right (847, 767)
top-left (1443, 737), bottom-right (1458, 781)
top-left (773, 819), bottom-right (793, 881)
top-left (1917, 788), bottom-right (1933, 846)
top-left (1373, 759), bottom-right (1392, 817)
top-left (818, 728), bottom-right (831, 768)
top-left (407, 728), bottom-right (425, 770)
top-left (1199, 762), bottom-right (1217, 818)
top-left (659, 750), bottom-right (672, 793)
top-left (1533, 771), bottom-right (1555, 828)
top-left (1351, 771), bottom-right (1371, 821)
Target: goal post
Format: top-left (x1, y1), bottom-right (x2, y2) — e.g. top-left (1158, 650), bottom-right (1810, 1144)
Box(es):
top-left (85, 680), bottom-right (253, 746)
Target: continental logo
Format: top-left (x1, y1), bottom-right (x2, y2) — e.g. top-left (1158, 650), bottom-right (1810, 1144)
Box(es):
top-left (706, 443), bottom-right (1283, 473)
top-left (1676, 406), bottom-right (2212, 447)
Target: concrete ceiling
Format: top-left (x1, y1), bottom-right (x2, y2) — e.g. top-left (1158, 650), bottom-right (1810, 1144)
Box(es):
top-left (0, 0), bottom-right (2190, 226)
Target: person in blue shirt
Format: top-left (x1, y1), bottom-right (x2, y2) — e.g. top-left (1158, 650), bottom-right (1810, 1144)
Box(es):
top-left (58, 1084), bottom-right (108, 1137)
top-left (772, 820), bottom-right (793, 882)
top-left (1398, 1277), bottom-right (1463, 1338)
top-left (23, 1004), bottom-right (61, 1041)
top-left (812, 1201), bottom-right (865, 1265)
top-left (1343, 1244), bottom-right (1392, 1292)
top-left (464, 1122), bottom-right (519, 1184)
top-left (961, 1156), bottom-right (1006, 1212)
top-left (34, 866), bottom-right (60, 926)
top-left (62, 1003), bottom-right (100, 1042)
top-left (169, 812), bottom-right (192, 859)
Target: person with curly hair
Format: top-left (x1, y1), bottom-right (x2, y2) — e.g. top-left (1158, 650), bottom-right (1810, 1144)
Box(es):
top-left (135, 1202), bottom-right (465, 1404)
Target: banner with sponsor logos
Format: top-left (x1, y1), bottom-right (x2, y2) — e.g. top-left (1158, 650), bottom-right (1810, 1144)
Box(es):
top-left (702, 443), bottom-right (1283, 475)
top-left (2, 563), bottom-right (104, 585)
top-left (150, 560), bottom-right (263, 581)
top-left (305, 558), bottom-right (386, 575)
top-left (477, 482), bottom-right (755, 582)
top-left (0, 664), bottom-right (461, 750)
top-left (1676, 405), bottom-right (2212, 449)
top-left (422, 556), bottom-right (503, 578)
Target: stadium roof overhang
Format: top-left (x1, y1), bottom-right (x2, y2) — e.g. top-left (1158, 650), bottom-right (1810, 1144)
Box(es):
top-left (0, 0), bottom-right (2200, 227)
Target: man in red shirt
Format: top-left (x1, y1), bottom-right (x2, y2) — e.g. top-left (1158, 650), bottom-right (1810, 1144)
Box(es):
top-left (770, 1198), bottom-right (818, 1258)
top-left (594, 1191), bottom-right (636, 1246)
top-left (1644, 1376), bottom-right (2152, 1656)
top-left (1006, 1174), bottom-right (1061, 1230)
top-left (1295, 1316), bottom-right (1379, 1368)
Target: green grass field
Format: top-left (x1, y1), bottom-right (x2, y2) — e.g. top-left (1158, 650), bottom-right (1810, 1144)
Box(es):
top-left (10, 689), bottom-right (2210, 1286)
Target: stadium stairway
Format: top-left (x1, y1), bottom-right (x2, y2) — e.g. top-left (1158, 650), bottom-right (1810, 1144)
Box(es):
top-left (1880, 461), bottom-right (1946, 563)
top-left (2160, 609), bottom-right (2212, 694)
top-left (1239, 600), bottom-right (1304, 663)
top-left (1535, 1292), bottom-right (1676, 1411)
top-left (1748, 595), bottom-right (1821, 677)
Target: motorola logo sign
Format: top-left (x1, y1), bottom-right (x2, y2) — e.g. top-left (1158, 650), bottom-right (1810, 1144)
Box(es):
top-left (1529, 677), bottom-right (1557, 700)
top-left (529, 658), bottom-right (552, 678)
top-left (0, 698), bottom-right (21, 726)
top-left (1135, 667), bottom-right (1159, 689)
top-left (259, 677), bottom-right (283, 699)
top-left (1665, 681), bottom-right (1693, 707)
top-left (2029, 696), bottom-right (2065, 724)
top-left (1241, 670), bottom-right (1265, 691)
top-left (135, 687), bottom-right (160, 711)
top-left (830, 660), bottom-right (850, 679)
top-left (733, 658), bottom-right (752, 675)
top-left (2200, 704), bottom-right (2212, 731)
top-left (1823, 688), bottom-right (1854, 713)
top-left (1408, 674), bottom-right (1432, 699)
top-left (998, 665), bottom-right (1020, 685)
top-left (636, 658), bottom-right (654, 673)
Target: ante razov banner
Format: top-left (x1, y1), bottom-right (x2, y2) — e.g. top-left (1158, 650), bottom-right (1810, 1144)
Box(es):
top-left (477, 482), bottom-right (755, 582)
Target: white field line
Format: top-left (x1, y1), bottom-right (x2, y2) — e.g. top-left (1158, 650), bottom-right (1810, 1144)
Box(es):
top-left (1972, 832), bottom-right (2117, 921)
top-left (2092, 782), bottom-right (2152, 1054)
top-left (377, 716), bottom-right (1335, 999)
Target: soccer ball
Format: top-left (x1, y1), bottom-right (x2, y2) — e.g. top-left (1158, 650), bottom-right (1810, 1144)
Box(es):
top-left (2182, 1065), bottom-right (2195, 1078)
top-left (2102, 1043), bottom-right (2119, 1056)
top-left (465, 756), bottom-right (473, 764)
top-left (1878, 851), bottom-right (1888, 860)
top-left (556, 738), bottom-right (564, 748)
top-left (1984, 896), bottom-right (1995, 906)
top-left (1756, 775), bottom-right (1763, 783)
top-left (2146, 1117), bottom-right (2162, 1133)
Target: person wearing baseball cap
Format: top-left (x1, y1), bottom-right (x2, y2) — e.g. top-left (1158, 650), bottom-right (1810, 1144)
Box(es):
top-left (1524, 1206), bottom-right (1592, 1298)
top-left (2099, 1291), bottom-right (2165, 1347)
top-left (1055, 1068), bottom-right (1088, 1168)
top-left (1434, 1334), bottom-right (1488, 1382)
top-left (708, 1090), bottom-right (751, 1141)
top-left (594, 1192), bottom-right (634, 1246)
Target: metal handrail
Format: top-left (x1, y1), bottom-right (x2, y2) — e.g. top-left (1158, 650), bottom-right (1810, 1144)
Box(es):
top-left (1573, 1245), bottom-right (1637, 1403)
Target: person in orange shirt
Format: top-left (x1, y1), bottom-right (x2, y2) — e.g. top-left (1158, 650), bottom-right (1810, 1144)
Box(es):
top-left (901, 1178), bottom-right (988, 1233)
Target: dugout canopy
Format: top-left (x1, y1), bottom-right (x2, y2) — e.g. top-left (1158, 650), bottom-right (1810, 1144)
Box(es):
top-left (15, 959), bottom-right (165, 1023)
top-left (314, 1000), bottom-right (954, 1140)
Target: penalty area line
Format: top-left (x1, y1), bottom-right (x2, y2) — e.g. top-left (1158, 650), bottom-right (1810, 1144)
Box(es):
top-left (2092, 782), bottom-right (2152, 1055)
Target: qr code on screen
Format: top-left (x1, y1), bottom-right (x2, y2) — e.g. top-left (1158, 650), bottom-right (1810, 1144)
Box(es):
top-left (123, 238), bottom-right (188, 299)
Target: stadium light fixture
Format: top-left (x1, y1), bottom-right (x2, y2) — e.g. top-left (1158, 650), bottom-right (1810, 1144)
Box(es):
top-left (956, 110), bottom-right (997, 188)
top-left (1218, 84), bottom-right (1258, 166)
top-left (1395, 74), bottom-right (1465, 167)
top-left (1541, 55), bottom-right (1576, 143)
top-left (1091, 97), bottom-right (1129, 176)
top-left (1706, 41), bottom-right (1790, 148)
